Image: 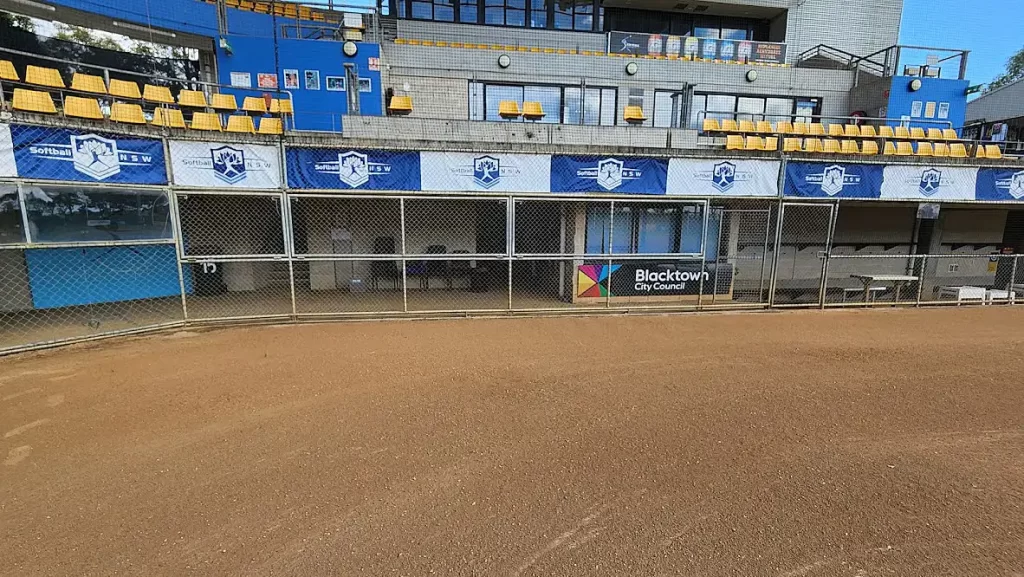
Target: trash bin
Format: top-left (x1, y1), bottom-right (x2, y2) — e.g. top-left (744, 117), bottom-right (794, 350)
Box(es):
top-left (190, 246), bottom-right (226, 296)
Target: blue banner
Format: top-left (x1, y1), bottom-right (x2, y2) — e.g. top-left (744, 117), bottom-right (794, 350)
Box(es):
top-left (286, 147), bottom-right (420, 190)
top-left (551, 155), bottom-right (668, 194)
top-left (785, 162), bottom-right (885, 199)
top-left (976, 168), bottom-right (1024, 201)
top-left (9, 124), bottom-right (166, 184)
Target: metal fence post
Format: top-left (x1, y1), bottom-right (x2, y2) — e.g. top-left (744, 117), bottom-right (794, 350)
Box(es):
top-left (916, 255), bottom-right (927, 306)
top-left (819, 201), bottom-right (839, 308)
top-left (606, 200), bottom-right (614, 309)
top-left (168, 190), bottom-right (189, 321)
top-left (400, 197), bottom-right (408, 313)
top-left (281, 193), bottom-right (297, 319)
top-left (507, 196), bottom-right (514, 311)
top-left (768, 200), bottom-right (785, 307)
top-left (16, 182), bottom-right (32, 244)
top-left (1011, 255), bottom-right (1019, 304)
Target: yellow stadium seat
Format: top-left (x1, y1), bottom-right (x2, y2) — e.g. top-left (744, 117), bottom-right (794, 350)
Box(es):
top-left (860, 125), bottom-right (878, 138)
top-left (25, 65), bottom-right (64, 88)
top-left (258, 116), bottom-right (283, 134)
top-left (883, 141), bottom-right (897, 155)
top-left (720, 118), bottom-right (739, 132)
top-left (927, 128), bottom-right (944, 140)
top-left (210, 93), bottom-right (238, 111)
top-left (523, 101), bottom-right (545, 121)
top-left (791, 122), bottom-right (807, 136)
top-left (763, 136), bottom-right (778, 152)
top-left (0, 60), bottom-right (18, 81)
top-left (269, 98), bottom-right (294, 115)
top-left (152, 107), bottom-right (186, 128)
top-left (803, 138), bottom-right (822, 153)
top-left (910, 127), bottom-right (926, 140)
top-left (703, 118), bottom-right (721, 132)
top-left (744, 136), bottom-right (764, 151)
top-left (738, 119), bottom-right (756, 133)
top-left (12, 88), bottom-right (56, 114)
top-left (895, 142), bottom-right (914, 156)
top-left (844, 125), bottom-right (860, 138)
top-left (755, 120), bottom-right (773, 133)
top-left (950, 143), bottom-right (968, 158)
top-left (808, 123), bottom-right (826, 136)
top-left (861, 141), bottom-right (879, 155)
top-left (242, 96), bottom-right (268, 114)
top-left (726, 135), bottom-right (744, 150)
top-left (827, 124), bottom-right (845, 137)
top-left (623, 105), bottom-right (646, 124)
top-left (226, 115), bottom-right (256, 133)
top-left (108, 78), bottom-right (141, 99)
top-left (783, 137), bottom-right (802, 152)
top-left (775, 121), bottom-right (794, 135)
top-left (143, 84), bottom-right (174, 104)
top-left (387, 95), bottom-right (413, 115)
top-left (894, 126), bottom-right (911, 139)
top-left (942, 128), bottom-right (958, 140)
top-left (916, 142), bottom-right (934, 156)
top-left (878, 125), bottom-right (896, 139)
top-left (985, 145), bottom-right (1003, 159)
top-left (71, 73), bottom-right (107, 94)
top-left (190, 111), bottom-right (223, 131)
top-left (110, 102), bottom-right (145, 124)
top-left (177, 89), bottom-right (208, 108)
top-left (498, 100), bottom-right (521, 119)
top-left (822, 139), bottom-right (841, 154)
top-left (840, 140), bottom-right (859, 154)
top-left (933, 143), bottom-right (950, 157)
top-left (64, 96), bottom-right (104, 120)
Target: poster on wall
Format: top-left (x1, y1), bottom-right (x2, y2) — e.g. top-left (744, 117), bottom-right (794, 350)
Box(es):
top-left (0, 124), bottom-right (15, 178)
top-left (257, 73), bottom-right (278, 89)
top-left (975, 168), bottom-right (1024, 201)
top-left (5, 124), bottom-right (166, 184)
top-left (325, 76), bottom-right (346, 91)
top-left (230, 71), bottom-right (252, 88)
top-left (937, 102), bottom-right (950, 119)
top-left (879, 165), bottom-right (978, 201)
top-left (420, 152), bottom-right (550, 193)
top-left (666, 158), bottom-right (780, 197)
top-left (606, 31), bottom-right (786, 64)
top-left (304, 70), bottom-right (320, 90)
top-left (550, 155), bottom-right (667, 194)
top-left (910, 101), bottom-right (923, 118)
top-left (576, 261), bottom-right (732, 298)
top-left (358, 78), bottom-right (372, 93)
top-left (283, 69), bottom-right (300, 90)
top-left (169, 140), bottom-right (282, 189)
top-left (285, 147), bottom-right (421, 190)
top-left (924, 101), bottom-right (936, 119)
top-left (784, 162), bottom-right (885, 199)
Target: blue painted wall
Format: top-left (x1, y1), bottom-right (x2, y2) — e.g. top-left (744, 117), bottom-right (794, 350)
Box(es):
top-left (885, 76), bottom-right (969, 133)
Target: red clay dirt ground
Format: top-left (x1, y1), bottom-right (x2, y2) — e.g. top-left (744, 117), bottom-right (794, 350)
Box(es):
top-left (1, 308), bottom-right (1023, 577)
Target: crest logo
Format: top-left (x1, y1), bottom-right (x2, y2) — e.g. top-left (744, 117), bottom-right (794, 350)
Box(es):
top-left (821, 165), bottom-right (846, 196)
top-left (338, 151), bottom-right (370, 187)
top-left (210, 146), bottom-right (247, 184)
top-left (596, 158), bottom-right (624, 190)
top-left (919, 168), bottom-right (942, 196)
top-left (473, 155), bottom-right (500, 189)
top-left (712, 161), bottom-right (736, 192)
top-left (995, 170), bottom-right (1024, 199)
top-left (71, 134), bottom-right (120, 180)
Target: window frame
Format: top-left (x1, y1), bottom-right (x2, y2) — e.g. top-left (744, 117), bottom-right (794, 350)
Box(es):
top-left (692, 91), bottom-right (822, 126)
top-left (393, 0), bottom-right (602, 31)
top-left (470, 81), bottom-right (616, 126)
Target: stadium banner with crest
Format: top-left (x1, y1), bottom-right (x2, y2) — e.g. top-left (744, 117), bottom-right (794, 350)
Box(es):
top-left (665, 158), bottom-right (780, 197)
top-left (975, 168), bottom-right (1024, 201)
top-left (285, 147), bottom-right (421, 190)
top-left (5, 123), bottom-right (166, 184)
top-left (879, 165), bottom-right (978, 201)
top-left (550, 155), bottom-right (667, 194)
top-left (419, 152), bottom-right (551, 193)
top-left (785, 162), bottom-right (885, 199)
top-left (0, 124), bottom-right (16, 178)
top-left (169, 140), bottom-right (281, 189)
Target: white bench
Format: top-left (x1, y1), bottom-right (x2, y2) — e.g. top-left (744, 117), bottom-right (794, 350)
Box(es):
top-left (842, 286), bottom-right (886, 302)
top-left (938, 286), bottom-right (987, 304)
top-left (986, 289), bottom-right (1013, 304)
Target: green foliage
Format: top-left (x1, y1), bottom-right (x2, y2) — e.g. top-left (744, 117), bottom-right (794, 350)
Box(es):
top-left (986, 46), bottom-right (1024, 92)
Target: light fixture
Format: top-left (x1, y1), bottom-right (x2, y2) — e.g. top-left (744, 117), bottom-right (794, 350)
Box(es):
top-left (625, 61), bottom-right (638, 75)
top-left (111, 21), bottom-right (177, 38)
top-left (10, 0), bottom-right (55, 11)
top-left (909, 78), bottom-right (923, 91)
top-left (497, 54), bottom-right (511, 68)
top-left (745, 69), bottom-right (758, 82)
top-left (343, 41), bottom-right (358, 57)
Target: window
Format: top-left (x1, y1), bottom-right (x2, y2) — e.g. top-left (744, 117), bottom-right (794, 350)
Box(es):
top-left (434, 0), bottom-right (455, 21)
top-left (553, 0), bottom-right (594, 31)
top-left (530, 0), bottom-right (546, 27)
top-left (567, 87), bottom-right (615, 126)
top-left (411, 0), bottom-right (432, 18)
top-left (398, 0), bottom-right (601, 30)
top-left (469, 81), bottom-right (485, 120)
top-left (0, 184), bottom-right (24, 244)
top-left (459, 0), bottom-right (478, 22)
top-left (472, 83), bottom-right (612, 125)
top-left (484, 84), bottom-right (523, 121)
top-left (584, 202), bottom-right (707, 255)
top-left (653, 91), bottom-right (686, 128)
top-left (736, 96), bottom-right (765, 122)
top-left (694, 93), bottom-right (820, 126)
top-left (22, 186), bottom-right (172, 243)
top-left (688, 94), bottom-right (706, 129)
top-left (706, 94), bottom-right (736, 121)
top-left (524, 85), bottom-right (561, 123)
top-left (765, 97), bottom-right (795, 124)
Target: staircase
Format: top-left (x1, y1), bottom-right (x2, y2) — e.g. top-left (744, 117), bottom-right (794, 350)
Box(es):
top-left (796, 44), bottom-right (886, 77)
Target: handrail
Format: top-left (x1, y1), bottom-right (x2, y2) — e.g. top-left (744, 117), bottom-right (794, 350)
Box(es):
top-left (796, 44), bottom-right (886, 75)
top-left (697, 110), bottom-right (955, 130)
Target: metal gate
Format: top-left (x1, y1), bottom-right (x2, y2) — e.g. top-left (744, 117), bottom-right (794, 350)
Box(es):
top-left (769, 202), bottom-right (837, 307)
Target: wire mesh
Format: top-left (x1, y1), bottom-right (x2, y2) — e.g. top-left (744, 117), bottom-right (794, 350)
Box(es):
top-left (175, 192), bottom-right (286, 257)
top-left (770, 202), bottom-right (834, 307)
top-left (181, 257), bottom-right (294, 320)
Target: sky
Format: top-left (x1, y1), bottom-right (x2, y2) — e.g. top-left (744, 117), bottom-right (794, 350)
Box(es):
top-left (898, 0), bottom-right (1022, 87)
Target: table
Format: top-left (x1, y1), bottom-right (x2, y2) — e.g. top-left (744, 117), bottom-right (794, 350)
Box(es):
top-left (849, 274), bottom-right (919, 304)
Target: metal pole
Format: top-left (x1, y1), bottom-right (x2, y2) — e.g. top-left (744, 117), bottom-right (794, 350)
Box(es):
top-left (281, 194), bottom-right (297, 318)
top-left (400, 197), bottom-right (408, 313)
top-left (16, 183), bottom-right (32, 244)
top-left (768, 200), bottom-right (785, 307)
top-left (507, 197), bottom-right (513, 311)
top-left (916, 255), bottom-right (927, 306)
top-left (168, 191), bottom-right (190, 321)
top-left (758, 206), bottom-right (770, 303)
top-left (1011, 255), bottom-right (1019, 304)
top-left (819, 202), bottom-right (839, 308)
top-left (606, 201), bottom-right (614, 308)
top-left (711, 208), bottom-right (724, 305)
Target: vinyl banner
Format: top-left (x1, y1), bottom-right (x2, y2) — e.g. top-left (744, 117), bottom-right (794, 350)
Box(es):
top-left (666, 158), bottom-right (780, 197)
top-left (607, 32), bottom-right (786, 64)
top-left (550, 155), bottom-right (667, 194)
top-left (9, 124), bottom-right (166, 184)
top-left (0, 124), bottom-right (15, 178)
top-left (879, 165), bottom-right (978, 201)
top-left (577, 261), bottom-right (732, 298)
top-left (420, 152), bottom-right (550, 193)
top-left (785, 162), bottom-right (885, 199)
top-left (286, 147), bottom-right (421, 190)
top-left (169, 140), bottom-right (281, 189)
top-left (975, 168), bottom-right (1024, 201)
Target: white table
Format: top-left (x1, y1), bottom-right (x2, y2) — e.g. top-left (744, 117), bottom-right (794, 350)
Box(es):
top-left (938, 286), bottom-right (987, 304)
top-left (849, 274), bottom-right (919, 304)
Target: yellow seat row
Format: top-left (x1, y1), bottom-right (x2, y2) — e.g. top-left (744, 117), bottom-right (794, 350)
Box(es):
top-left (205, 0), bottom-right (341, 23)
top-left (725, 135), bottom-right (780, 151)
top-left (705, 118), bottom-right (959, 141)
top-left (387, 95), bottom-right (413, 115)
top-left (730, 136), bottom-right (993, 158)
top-left (497, 100), bottom-right (546, 120)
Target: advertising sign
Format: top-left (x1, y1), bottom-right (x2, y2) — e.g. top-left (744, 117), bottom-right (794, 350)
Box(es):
top-left (607, 31), bottom-right (787, 65)
top-left (879, 165), bottom-right (978, 201)
top-left (420, 152), bottom-right (550, 193)
top-left (7, 124), bottom-right (166, 184)
top-left (286, 147), bottom-right (421, 190)
top-left (169, 140), bottom-right (281, 189)
top-left (551, 155), bottom-right (667, 194)
top-left (976, 168), bottom-right (1024, 201)
top-left (0, 124), bottom-right (15, 178)
top-left (785, 162), bottom-right (885, 199)
top-left (576, 261), bottom-right (732, 298)
top-left (667, 158), bottom-right (780, 197)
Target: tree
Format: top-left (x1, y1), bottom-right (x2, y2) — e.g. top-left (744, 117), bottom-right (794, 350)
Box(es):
top-left (53, 23), bottom-right (124, 52)
top-left (986, 46), bottom-right (1024, 92)
top-left (0, 11), bottom-right (35, 32)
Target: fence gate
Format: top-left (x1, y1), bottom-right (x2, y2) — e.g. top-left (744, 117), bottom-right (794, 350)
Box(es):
top-left (770, 202), bottom-right (837, 307)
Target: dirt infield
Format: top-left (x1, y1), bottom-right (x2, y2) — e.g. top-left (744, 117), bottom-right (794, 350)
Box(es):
top-left (2, 308), bottom-right (1023, 576)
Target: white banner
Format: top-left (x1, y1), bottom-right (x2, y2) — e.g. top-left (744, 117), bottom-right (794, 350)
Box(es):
top-left (666, 158), bottom-right (780, 197)
top-left (420, 151), bottom-right (550, 193)
top-left (169, 140), bottom-right (282, 189)
top-left (0, 124), bottom-right (15, 178)
top-left (880, 165), bottom-right (978, 201)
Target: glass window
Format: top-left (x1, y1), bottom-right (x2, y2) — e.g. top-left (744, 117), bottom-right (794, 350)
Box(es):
top-left (796, 99), bottom-right (818, 122)
top-left (434, 0), bottom-right (455, 21)
top-left (23, 186), bottom-right (172, 243)
top-left (573, 1), bottom-right (592, 30)
top-left (0, 184), bottom-right (24, 244)
top-left (706, 94), bottom-right (736, 121)
top-left (721, 27), bottom-right (746, 40)
top-left (506, 0), bottom-right (526, 26)
top-left (653, 91), bottom-right (685, 128)
top-left (736, 96), bottom-right (765, 122)
top-left (582, 87), bottom-right (602, 126)
top-left (688, 94), bottom-right (707, 129)
top-left (553, 0), bottom-right (572, 29)
top-left (599, 88), bottom-right (616, 126)
top-left (530, 0), bottom-right (546, 27)
top-left (397, 0), bottom-right (406, 17)
top-left (485, 84), bottom-right (524, 121)
top-left (485, 0), bottom-right (504, 23)
top-left (469, 81), bottom-right (485, 121)
top-left (610, 206), bottom-right (633, 254)
top-left (459, 0), bottom-right (478, 22)
top-left (678, 204), bottom-right (706, 254)
top-left (524, 86), bottom-right (561, 124)
top-left (563, 87), bottom-right (582, 124)
top-left (637, 207), bottom-right (676, 254)
top-left (411, 0), bottom-right (432, 18)
top-left (765, 97), bottom-right (794, 124)
top-left (694, 25), bottom-right (718, 38)
top-left (584, 204), bottom-right (610, 253)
